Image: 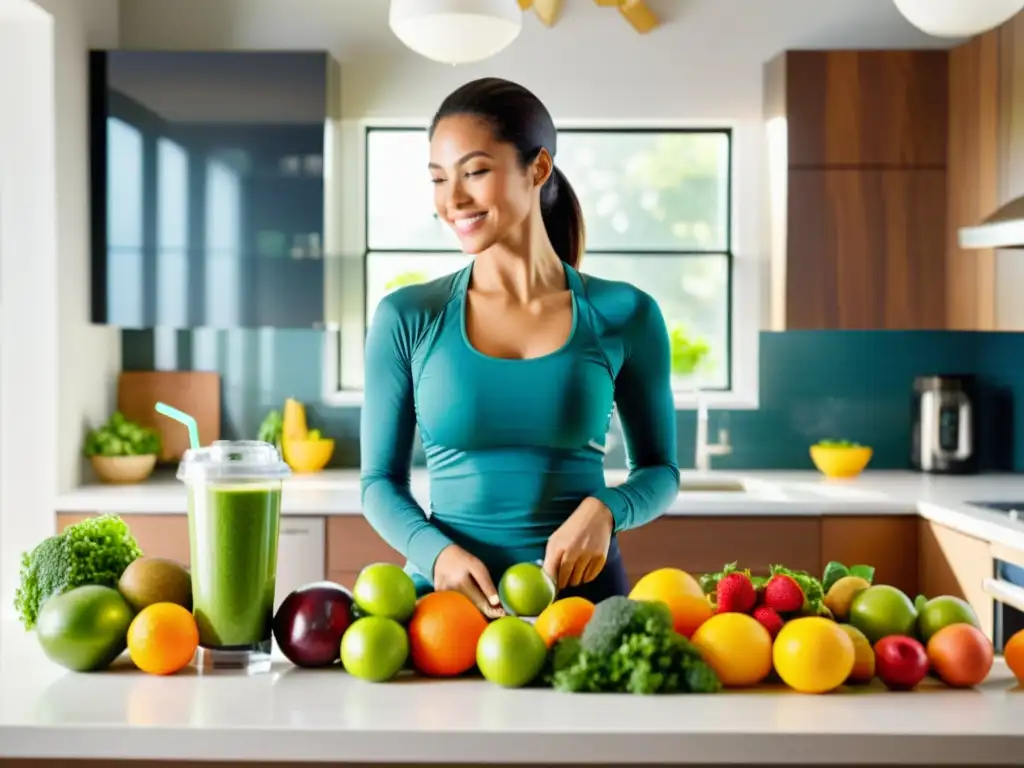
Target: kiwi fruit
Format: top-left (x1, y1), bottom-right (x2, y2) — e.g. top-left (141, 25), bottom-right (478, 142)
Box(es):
top-left (118, 556), bottom-right (192, 613)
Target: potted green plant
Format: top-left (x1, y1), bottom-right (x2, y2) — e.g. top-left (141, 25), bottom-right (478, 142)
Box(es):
top-left (83, 411), bottom-right (163, 484)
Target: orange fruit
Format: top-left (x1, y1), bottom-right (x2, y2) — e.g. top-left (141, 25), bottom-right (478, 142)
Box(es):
top-left (1005, 628), bottom-right (1024, 685)
top-left (408, 590), bottom-right (488, 677)
top-left (534, 597), bottom-right (595, 648)
top-left (127, 602), bottom-right (199, 676)
top-left (629, 568), bottom-right (704, 602)
top-left (926, 623), bottom-right (994, 688)
top-left (658, 593), bottom-right (715, 638)
top-left (629, 568), bottom-right (711, 638)
top-left (690, 612), bottom-right (773, 687)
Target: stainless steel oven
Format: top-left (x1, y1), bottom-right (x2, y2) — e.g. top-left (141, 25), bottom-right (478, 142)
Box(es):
top-left (970, 501), bottom-right (1024, 653)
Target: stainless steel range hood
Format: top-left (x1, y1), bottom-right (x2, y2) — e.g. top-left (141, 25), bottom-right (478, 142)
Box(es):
top-left (958, 196), bottom-right (1024, 250)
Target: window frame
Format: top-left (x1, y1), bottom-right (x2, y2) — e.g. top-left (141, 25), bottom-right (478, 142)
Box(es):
top-left (322, 118), bottom-right (761, 411)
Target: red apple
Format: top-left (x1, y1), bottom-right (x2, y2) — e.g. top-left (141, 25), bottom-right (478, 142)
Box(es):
top-left (273, 581), bottom-right (354, 668)
top-left (874, 635), bottom-right (929, 691)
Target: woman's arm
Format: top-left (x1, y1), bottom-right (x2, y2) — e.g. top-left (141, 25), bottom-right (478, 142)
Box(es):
top-left (590, 292), bottom-right (680, 531)
top-left (360, 295), bottom-right (454, 579)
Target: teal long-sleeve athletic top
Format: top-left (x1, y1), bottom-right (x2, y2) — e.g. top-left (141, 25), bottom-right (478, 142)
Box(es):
top-left (359, 261), bottom-right (680, 586)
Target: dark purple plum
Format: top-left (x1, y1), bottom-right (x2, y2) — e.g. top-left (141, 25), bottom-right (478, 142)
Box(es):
top-left (273, 581), bottom-right (354, 667)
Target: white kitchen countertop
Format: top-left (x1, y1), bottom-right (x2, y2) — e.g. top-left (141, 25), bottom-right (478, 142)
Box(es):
top-left (54, 468), bottom-right (1024, 549)
top-left (1, 619), bottom-right (1021, 765)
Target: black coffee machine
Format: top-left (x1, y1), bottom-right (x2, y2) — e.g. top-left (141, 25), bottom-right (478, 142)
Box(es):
top-left (911, 375), bottom-right (978, 474)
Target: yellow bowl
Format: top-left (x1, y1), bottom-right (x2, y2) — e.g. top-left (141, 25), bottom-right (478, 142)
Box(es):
top-left (809, 444), bottom-right (873, 479)
top-left (284, 438), bottom-right (335, 473)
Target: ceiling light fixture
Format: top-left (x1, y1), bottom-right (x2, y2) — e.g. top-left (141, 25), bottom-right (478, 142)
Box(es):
top-left (892, 0), bottom-right (1024, 37)
top-left (388, 0), bottom-right (523, 65)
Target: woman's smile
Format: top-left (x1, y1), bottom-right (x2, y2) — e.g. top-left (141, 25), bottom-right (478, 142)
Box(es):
top-left (451, 211), bottom-right (488, 234)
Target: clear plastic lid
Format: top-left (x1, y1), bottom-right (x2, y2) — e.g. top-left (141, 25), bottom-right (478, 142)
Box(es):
top-left (176, 440), bottom-right (291, 484)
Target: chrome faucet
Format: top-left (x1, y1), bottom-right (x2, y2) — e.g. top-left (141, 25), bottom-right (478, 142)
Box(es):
top-left (695, 390), bottom-right (732, 471)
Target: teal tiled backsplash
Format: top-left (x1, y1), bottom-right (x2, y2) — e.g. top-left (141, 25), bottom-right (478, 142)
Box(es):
top-left (122, 329), bottom-right (1024, 472)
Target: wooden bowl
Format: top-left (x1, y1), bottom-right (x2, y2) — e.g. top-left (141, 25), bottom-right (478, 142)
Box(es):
top-left (91, 454), bottom-right (158, 484)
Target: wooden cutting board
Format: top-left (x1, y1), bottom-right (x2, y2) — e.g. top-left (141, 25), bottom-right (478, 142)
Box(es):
top-left (117, 371), bottom-right (221, 463)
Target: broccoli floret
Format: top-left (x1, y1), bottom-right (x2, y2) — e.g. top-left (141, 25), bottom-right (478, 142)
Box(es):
top-left (580, 595), bottom-right (673, 656)
top-left (552, 596), bottom-right (722, 695)
top-left (13, 514), bottom-right (143, 630)
top-left (538, 635), bottom-right (583, 687)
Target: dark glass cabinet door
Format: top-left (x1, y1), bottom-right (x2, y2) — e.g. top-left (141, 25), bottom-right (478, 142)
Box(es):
top-left (89, 50), bottom-right (336, 328)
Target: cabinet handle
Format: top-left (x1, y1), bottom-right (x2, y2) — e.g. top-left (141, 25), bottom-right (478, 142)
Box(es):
top-left (983, 577), bottom-right (1024, 613)
top-left (280, 527), bottom-right (311, 537)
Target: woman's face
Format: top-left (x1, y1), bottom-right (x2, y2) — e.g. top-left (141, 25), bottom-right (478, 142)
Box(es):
top-left (429, 115), bottom-right (545, 255)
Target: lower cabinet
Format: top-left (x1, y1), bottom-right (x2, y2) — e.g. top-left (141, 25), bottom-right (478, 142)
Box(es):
top-left (918, 518), bottom-right (995, 642)
top-left (820, 516), bottom-right (920, 597)
top-left (617, 516), bottom-right (823, 587)
top-left (325, 516), bottom-right (403, 589)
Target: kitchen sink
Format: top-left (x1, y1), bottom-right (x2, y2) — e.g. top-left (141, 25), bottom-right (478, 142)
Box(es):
top-left (678, 478), bottom-right (747, 493)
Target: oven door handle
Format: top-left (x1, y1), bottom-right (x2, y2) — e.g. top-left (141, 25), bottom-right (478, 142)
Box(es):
top-left (983, 577), bottom-right (1024, 613)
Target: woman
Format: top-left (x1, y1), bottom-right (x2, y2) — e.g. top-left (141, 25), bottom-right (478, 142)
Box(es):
top-left (360, 77), bottom-right (679, 618)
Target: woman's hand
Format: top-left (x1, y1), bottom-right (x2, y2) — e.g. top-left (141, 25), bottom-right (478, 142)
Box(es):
top-left (433, 544), bottom-right (505, 618)
top-left (543, 497), bottom-right (614, 591)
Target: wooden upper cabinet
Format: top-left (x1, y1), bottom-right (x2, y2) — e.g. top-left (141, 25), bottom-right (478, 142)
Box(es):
top-left (785, 167), bottom-right (947, 329)
top-left (945, 17), bottom-right (1024, 332)
top-left (767, 50), bottom-right (949, 169)
top-left (765, 49), bottom-right (951, 331)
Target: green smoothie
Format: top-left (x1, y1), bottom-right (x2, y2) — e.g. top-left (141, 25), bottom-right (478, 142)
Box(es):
top-left (187, 483), bottom-right (281, 649)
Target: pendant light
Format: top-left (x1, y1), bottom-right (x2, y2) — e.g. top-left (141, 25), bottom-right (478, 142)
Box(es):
top-left (892, 0), bottom-right (1024, 37)
top-left (389, 0), bottom-right (523, 65)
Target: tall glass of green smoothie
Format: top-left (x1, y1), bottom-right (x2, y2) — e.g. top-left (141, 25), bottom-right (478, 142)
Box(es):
top-left (177, 440), bottom-right (290, 674)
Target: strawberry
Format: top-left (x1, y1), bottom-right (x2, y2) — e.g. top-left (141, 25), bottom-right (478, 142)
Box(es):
top-left (763, 574), bottom-right (805, 613)
top-left (715, 572), bottom-right (756, 613)
top-left (753, 605), bottom-right (784, 638)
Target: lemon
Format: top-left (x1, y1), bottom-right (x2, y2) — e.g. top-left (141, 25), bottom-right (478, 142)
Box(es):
top-left (773, 616), bottom-right (855, 694)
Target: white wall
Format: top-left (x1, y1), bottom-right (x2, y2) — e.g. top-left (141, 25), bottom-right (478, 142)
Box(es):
top-left (0, 0), bottom-right (119, 618)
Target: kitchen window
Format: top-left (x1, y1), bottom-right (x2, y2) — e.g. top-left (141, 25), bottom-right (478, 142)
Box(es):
top-left (325, 123), bottom-right (758, 409)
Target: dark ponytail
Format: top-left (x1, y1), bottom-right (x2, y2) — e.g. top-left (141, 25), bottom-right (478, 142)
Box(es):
top-left (429, 77), bottom-right (585, 268)
top-left (540, 166), bottom-right (585, 269)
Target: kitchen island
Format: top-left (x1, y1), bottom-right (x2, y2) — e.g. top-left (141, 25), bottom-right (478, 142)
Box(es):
top-left (0, 619), bottom-right (1022, 767)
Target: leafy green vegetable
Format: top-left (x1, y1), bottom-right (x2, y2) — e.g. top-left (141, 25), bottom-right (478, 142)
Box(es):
top-left (83, 411), bottom-right (161, 458)
top-left (13, 514), bottom-right (143, 630)
top-left (815, 439), bottom-right (864, 448)
top-left (822, 560), bottom-right (875, 593)
top-left (849, 564), bottom-right (875, 583)
top-left (548, 596), bottom-right (721, 694)
top-left (257, 409), bottom-right (283, 446)
top-left (822, 561), bottom-right (849, 593)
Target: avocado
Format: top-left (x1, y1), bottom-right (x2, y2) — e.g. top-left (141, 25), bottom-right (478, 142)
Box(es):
top-left (118, 556), bottom-right (192, 613)
top-left (37, 585), bottom-right (134, 672)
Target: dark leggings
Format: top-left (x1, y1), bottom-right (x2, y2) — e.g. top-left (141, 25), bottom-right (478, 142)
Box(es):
top-left (557, 547), bottom-right (629, 603)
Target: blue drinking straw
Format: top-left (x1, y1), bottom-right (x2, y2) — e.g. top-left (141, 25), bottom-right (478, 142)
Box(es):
top-left (155, 401), bottom-right (200, 450)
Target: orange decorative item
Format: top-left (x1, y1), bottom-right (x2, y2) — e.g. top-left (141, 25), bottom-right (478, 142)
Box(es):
top-left (1004, 629), bottom-right (1024, 685)
top-left (534, 597), bottom-right (595, 648)
top-left (127, 602), bottom-right (199, 676)
top-left (408, 591), bottom-right (488, 677)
